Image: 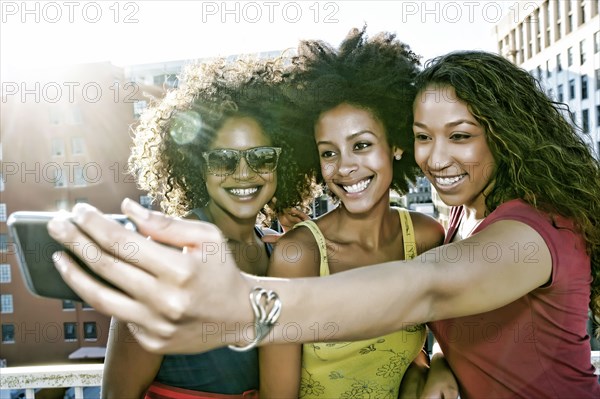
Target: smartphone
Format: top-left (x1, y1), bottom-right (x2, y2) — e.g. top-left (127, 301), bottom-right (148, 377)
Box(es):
top-left (6, 211), bottom-right (136, 302)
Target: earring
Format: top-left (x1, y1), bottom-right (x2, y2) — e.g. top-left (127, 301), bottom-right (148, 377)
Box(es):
top-left (394, 154), bottom-right (402, 160)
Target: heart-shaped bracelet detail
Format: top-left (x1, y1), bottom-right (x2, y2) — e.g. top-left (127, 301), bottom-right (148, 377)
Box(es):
top-left (229, 287), bottom-right (282, 352)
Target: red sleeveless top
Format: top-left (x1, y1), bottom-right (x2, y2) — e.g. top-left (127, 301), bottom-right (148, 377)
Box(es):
top-left (429, 199), bottom-right (599, 398)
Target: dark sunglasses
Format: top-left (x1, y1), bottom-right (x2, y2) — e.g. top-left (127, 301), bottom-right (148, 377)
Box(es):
top-left (202, 146), bottom-right (282, 176)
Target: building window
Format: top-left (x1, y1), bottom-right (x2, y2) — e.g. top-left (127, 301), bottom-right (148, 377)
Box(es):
top-left (64, 322), bottom-right (77, 341)
top-left (49, 108), bottom-right (61, 125)
top-left (1, 294), bottom-right (14, 314)
top-left (62, 300), bottom-right (76, 310)
top-left (0, 264), bottom-right (11, 283)
top-left (581, 76), bottom-right (588, 99)
top-left (556, 53), bottom-right (562, 72)
top-left (595, 31), bottom-right (600, 53)
top-left (82, 303), bottom-right (94, 310)
top-left (75, 198), bottom-right (89, 204)
top-left (84, 322), bottom-right (97, 341)
top-left (569, 79), bottom-right (576, 99)
top-left (536, 65), bottom-right (542, 81)
top-left (66, 106), bottom-right (82, 125)
top-left (597, 105), bottom-right (600, 127)
top-left (54, 168), bottom-right (66, 188)
top-left (567, 13), bottom-right (573, 34)
top-left (567, 47), bottom-right (574, 66)
top-left (51, 138), bottom-right (65, 157)
top-left (2, 324), bottom-right (15, 343)
top-left (0, 174), bottom-right (4, 192)
top-left (535, 9), bottom-right (541, 52)
top-left (582, 109), bottom-right (590, 133)
top-left (73, 166), bottom-right (87, 187)
top-left (518, 23), bottom-right (524, 63)
top-left (543, 2), bottom-right (550, 37)
top-left (579, 0), bottom-right (586, 25)
top-left (0, 234), bottom-right (8, 252)
top-left (580, 39), bottom-right (586, 64)
top-left (546, 60), bottom-right (551, 77)
top-left (71, 137), bottom-right (85, 155)
top-left (0, 203), bottom-right (6, 222)
top-left (596, 69), bottom-right (600, 89)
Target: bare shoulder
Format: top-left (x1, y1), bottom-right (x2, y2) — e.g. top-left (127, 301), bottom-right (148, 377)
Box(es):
top-left (408, 211), bottom-right (445, 253)
top-left (267, 224), bottom-right (321, 278)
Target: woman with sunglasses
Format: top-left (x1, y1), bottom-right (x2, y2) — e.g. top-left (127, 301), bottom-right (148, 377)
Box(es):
top-left (259, 28), bottom-right (445, 398)
top-left (101, 57), bottom-right (315, 399)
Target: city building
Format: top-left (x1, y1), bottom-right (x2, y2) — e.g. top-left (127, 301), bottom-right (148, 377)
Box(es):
top-left (396, 176), bottom-right (436, 218)
top-left (495, 0), bottom-right (600, 157)
top-left (0, 62), bottom-right (159, 366)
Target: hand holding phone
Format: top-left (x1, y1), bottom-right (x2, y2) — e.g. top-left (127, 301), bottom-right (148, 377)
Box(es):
top-left (7, 211), bottom-right (136, 302)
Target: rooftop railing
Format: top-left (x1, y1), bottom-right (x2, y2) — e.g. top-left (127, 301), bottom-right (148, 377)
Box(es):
top-left (0, 363), bottom-right (103, 399)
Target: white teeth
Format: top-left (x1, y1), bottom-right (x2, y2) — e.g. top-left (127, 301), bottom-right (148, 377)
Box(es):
top-left (343, 178), bottom-right (371, 193)
top-left (435, 175), bottom-right (464, 186)
top-left (228, 187), bottom-right (259, 196)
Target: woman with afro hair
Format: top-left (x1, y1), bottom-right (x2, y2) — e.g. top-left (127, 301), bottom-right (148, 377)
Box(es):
top-left (259, 27), bottom-right (445, 399)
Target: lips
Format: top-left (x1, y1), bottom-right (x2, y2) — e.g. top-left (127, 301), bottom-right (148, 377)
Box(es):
top-left (340, 178), bottom-right (372, 194)
top-left (226, 187), bottom-right (260, 197)
top-left (432, 173), bottom-right (466, 187)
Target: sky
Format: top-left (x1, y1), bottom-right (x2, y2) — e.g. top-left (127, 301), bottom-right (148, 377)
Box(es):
top-left (0, 0), bottom-right (514, 75)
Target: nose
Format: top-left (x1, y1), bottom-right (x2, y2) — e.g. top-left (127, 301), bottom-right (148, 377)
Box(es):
top-left (233, 155), bottom-right (258, 182)
top-left (335, 151), bottom-right (358, 177)
top-left (425, 138), bottom-right (452, 174)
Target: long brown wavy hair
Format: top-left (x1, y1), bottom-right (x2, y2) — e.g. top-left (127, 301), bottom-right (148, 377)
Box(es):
top-left (414, 51), bottom-right (600, 321)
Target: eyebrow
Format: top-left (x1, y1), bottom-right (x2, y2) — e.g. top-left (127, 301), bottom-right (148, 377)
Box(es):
top-left (317, 130), bottom-right (376, 146)
top-left (413, 119), bottom-right (478, 128)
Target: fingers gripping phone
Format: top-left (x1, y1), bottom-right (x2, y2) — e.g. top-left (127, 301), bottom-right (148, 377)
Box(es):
top-left (6, 211), bottom-right (137, 302)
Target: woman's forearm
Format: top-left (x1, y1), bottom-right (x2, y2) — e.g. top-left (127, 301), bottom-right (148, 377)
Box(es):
top-left (246, 261), bottom-right (435, 346)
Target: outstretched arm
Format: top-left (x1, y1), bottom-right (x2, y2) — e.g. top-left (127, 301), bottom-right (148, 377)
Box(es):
top-left (49, 200), bottom-right (551, 354)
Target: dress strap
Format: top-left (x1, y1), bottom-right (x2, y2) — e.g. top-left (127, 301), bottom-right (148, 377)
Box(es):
top-left (397, 208), bottom-right (418, 259)
top-left (293, 220), bottom-right (330, 277)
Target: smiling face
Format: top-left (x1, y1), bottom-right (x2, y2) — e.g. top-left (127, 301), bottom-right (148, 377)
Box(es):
top-left (413, 85), bottom-right (495, 215)
top-left (315, 103), bottom-right (401, 215)
top-left (204, 116), bottom-right (277, 222)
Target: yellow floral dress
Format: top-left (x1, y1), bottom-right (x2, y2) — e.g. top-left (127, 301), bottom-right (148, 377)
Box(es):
top-left (294, 208), bottom-right (426, 399)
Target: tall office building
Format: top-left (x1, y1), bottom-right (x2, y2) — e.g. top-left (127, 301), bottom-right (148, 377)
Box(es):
top-left (495, 0), bottom-right (600, 157)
